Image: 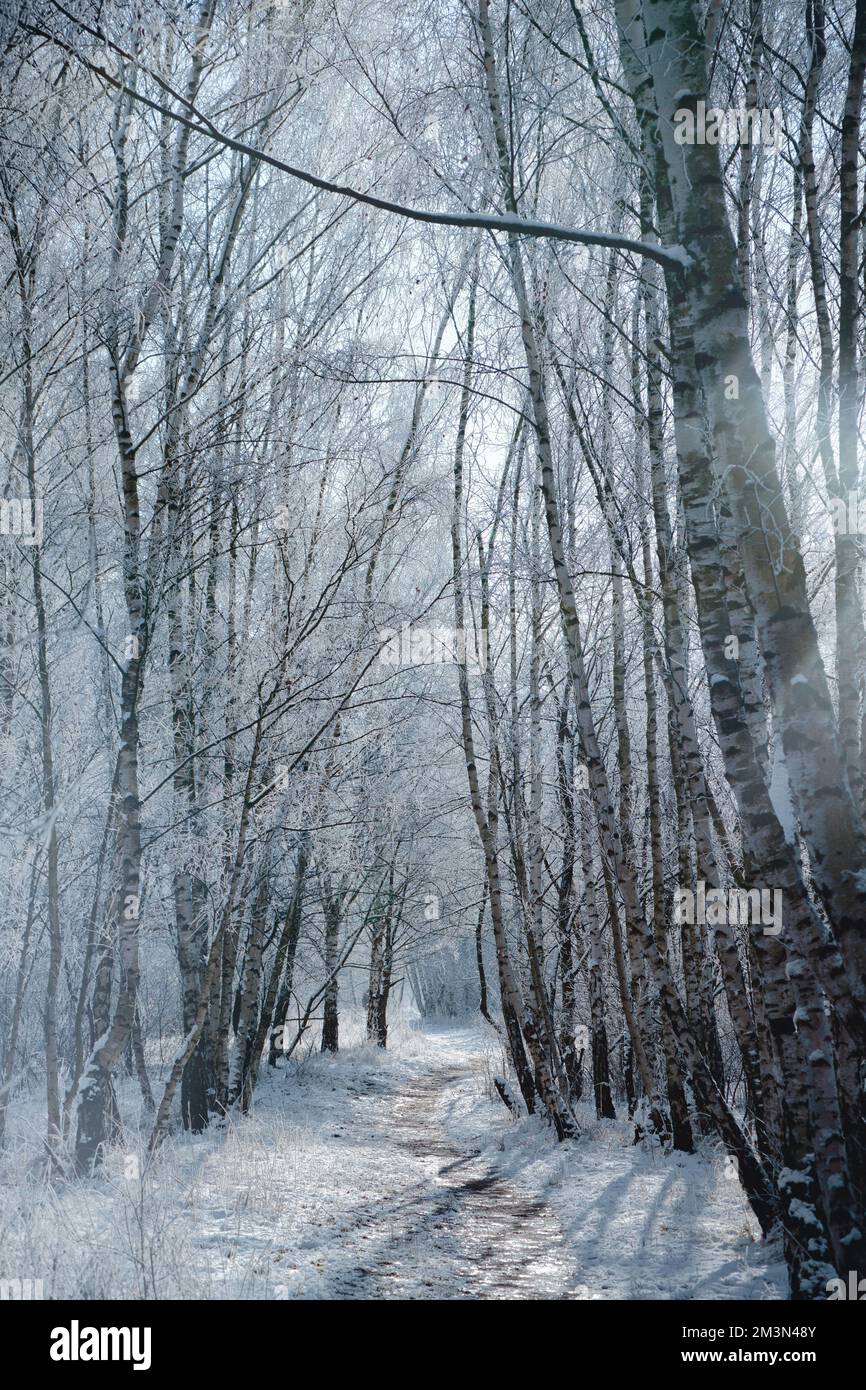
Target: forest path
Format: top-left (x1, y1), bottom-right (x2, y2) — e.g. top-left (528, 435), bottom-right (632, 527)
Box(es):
top-left (157, 1020), bottom-right (782, 1299)
top-left (322, 1031), bottom-right (580, 1299)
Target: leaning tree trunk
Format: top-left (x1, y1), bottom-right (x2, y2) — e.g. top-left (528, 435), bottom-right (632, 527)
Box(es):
top-left (640, 0), bottom-right (866, 1004)
top-left (838, 0), bottom-right (866, 813)
top-left (620, 33), bottom-right (765, 1135)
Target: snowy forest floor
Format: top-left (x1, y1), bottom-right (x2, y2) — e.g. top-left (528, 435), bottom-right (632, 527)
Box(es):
top-left (1, 1019), bottom-right (787, 1299)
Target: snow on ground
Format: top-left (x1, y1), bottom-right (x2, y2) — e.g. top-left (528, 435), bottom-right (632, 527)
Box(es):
top-left (0, 1016), bottom-right (786, 1299)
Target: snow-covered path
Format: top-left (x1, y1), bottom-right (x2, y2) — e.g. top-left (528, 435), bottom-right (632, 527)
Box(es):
top-left (321, 1045), bottom-right (576, 1298)
top-left (243, 1023), bottom-right (785, 1300)
top-left (2, 1021), bottom-right (787, 1299)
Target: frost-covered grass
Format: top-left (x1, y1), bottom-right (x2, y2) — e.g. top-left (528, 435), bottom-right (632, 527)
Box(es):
top-left (0, 1011), bottom-right (445, 1298)
top-left (0, 1013), bottom-right (787, 1299)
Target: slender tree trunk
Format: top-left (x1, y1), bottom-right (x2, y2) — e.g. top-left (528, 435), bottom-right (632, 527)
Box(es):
top-left (320, 879), bottom-right (340, 1054)
top-left (450, 264), bottom-right (535, 1112)
top-left (581, 819), bottom-right (616, 1120)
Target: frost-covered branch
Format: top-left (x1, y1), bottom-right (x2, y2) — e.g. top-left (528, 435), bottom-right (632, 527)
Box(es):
top-left (26, 7), bottom-right (690, 274)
